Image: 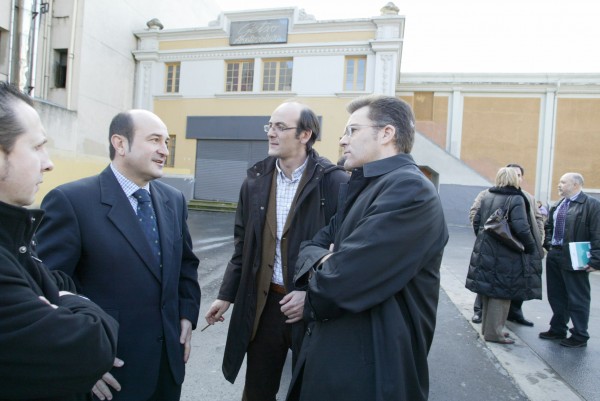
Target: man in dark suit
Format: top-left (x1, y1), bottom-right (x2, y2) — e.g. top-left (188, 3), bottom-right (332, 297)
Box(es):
top-left (539, 172), bottom-right (599, 348)
top-left (36, 109), bottom-right (201, 400)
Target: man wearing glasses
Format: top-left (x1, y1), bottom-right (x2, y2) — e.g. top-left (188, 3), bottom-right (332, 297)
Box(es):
top-left (287, 95), bottom-right (448, 401)
top-left (205, 101), bottom-right (348, 400)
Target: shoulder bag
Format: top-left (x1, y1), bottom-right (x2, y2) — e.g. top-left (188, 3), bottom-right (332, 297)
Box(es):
top-left (483, 196), bottom-right (525, 252)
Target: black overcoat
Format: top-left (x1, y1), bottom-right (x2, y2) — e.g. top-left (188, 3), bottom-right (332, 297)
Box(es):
top-left (287, 154), bottom-right (448, 401)
top-left (543, 191), bottom-right (600, 270)
top-left (466, 186), bottom-right (542, 300)
top-left (0, 201), bottom-right (118, 401)
top-left (218, 150), bottom-right (348, 383)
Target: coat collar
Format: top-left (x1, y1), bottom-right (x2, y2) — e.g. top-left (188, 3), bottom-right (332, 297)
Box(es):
top-left (0, 200), bottom-right (44, 253)
top-left (360, 153), bottom-right (416, 178)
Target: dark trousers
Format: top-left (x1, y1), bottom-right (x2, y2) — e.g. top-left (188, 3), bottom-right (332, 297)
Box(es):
top-left (147, 343), bottom-right (182, 401)
top-left (546, 249), bottom-right (591, 341)
top-left (243, 291), bottom-right (292, 401)
top-left (474, 295), bottom-right (524, 319)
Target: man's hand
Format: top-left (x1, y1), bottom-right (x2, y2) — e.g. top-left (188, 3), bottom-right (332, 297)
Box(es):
top-left (180, 319), bottom-right (193, 363)
top-left (91, 358), bottom-right (124, 400)
top-left (280, 291), bottom-right (306, 323)
top-left (38, 296), bottom-right (58, 309)
top-left (204, 299), bottom-right (231, 325)
top-left (585, 264), bottom-right (597, 272)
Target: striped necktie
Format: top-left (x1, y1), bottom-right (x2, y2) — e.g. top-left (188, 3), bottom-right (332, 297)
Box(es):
top-left (553, 198), bottom-right (570, 244)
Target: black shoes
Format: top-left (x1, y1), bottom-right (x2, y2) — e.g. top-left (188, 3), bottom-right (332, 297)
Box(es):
top-left (560, 337), bottom-right (588, 348)
top-left (471, 313), bottom-right (482, 324)
top-left (539, 330), bottom-right (566, 340)
top-left (507, 316), bottom-right (534, 327)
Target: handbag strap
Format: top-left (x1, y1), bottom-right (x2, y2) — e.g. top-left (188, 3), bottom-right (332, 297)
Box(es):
top-left (502, 196), bottom-right (513, 218)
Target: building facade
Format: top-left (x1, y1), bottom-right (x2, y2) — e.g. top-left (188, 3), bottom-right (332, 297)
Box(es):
top-left (133, 5), bottom-right (405, 202)
top-left (398, 73), bottom-right (600, 206)
top-left (1, 0), bottom-right (219, 203)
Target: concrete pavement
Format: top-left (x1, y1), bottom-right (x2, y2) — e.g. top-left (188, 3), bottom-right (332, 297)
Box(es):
top-left (183, 211), bottom-right (599, 401)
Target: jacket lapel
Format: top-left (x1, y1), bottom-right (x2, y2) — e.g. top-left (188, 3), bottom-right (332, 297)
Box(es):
top-left (100, 168), bottom-right (162, 282)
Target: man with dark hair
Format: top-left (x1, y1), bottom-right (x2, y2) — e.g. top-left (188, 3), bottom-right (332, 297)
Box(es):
top-left (540, 172), bottom-right (600, 348)
top-left (0, 81), bottom-right (118, 401)
top-left (36, 109), bottom-right (200, 400)
top-left (469, 163), bottom-right (544, 326)
top-left (287, 95), bottom-right (448, 401)
top-left (205, 101), bottom-right (348, 401)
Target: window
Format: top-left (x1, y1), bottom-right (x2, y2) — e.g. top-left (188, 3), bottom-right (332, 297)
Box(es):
top-left (262, 59), bottom-right (292, 91)
top-left (54, 49), bottom-right (68, 88)
top-left (344, 56), bottom-right (366, 91)
top-left (165, 63), bottom-right (180, 93)
top-left (165, 135), bottom-right (176, 167)
top-left (226, 60), bottom-right (254, 92)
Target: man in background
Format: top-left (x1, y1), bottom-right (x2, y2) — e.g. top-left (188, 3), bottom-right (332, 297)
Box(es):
top-left (540, 172), bottom-right (599, 348)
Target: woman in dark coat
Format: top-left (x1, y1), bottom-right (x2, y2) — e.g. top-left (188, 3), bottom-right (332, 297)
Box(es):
top-left (466, 167), bottom-right (543, 344)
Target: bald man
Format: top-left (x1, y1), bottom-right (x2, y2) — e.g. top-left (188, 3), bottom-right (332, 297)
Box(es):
top-left (540, 173), bottom-right (600, 348)
top-left (37, 110), bottom-right (201, 400)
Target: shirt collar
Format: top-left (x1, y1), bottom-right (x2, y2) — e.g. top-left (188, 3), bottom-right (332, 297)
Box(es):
top-left (567, 191), bottom-right (581, 202)
top-left (110, 163), bottom-right (150, 197)
top-left (275, 157), bottom-right (308, 182)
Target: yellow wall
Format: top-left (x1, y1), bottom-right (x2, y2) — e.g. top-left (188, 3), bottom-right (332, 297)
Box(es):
top-left (160, 38), bottom-right (229, 51)
top-left (460, 96), bottom-right (541, 194)
top-left (154, 96), bottom-right (358, 173)
top-left (553, 98), bottom-right (600, 190)
top-left (288, 31), bottom-right (374, 44)
top-left (159, 30), bottom-right (374, 51)
top-left (36, 148), bottom-right (191, 207)
top-left (34, 153), bottom-right (107, 206)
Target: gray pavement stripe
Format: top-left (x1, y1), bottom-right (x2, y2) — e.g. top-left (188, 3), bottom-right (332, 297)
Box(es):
top-left (440, 264), bottom-right (585, 401)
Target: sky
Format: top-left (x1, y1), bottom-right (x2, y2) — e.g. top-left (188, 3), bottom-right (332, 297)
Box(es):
top-left (212, 0), bottom-right (600, 73)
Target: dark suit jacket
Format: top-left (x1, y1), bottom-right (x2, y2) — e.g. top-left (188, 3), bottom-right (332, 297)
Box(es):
top-left (36, 166), bottom-right (200, 400)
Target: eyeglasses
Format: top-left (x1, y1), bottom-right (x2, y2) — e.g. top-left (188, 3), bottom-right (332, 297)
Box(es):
top-left (264, 123), bottom-right (298, 133)
top-left (342, 124), bottom-right (384, 138)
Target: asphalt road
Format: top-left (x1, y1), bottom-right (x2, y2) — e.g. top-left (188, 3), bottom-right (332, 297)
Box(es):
top-left (182, 211), bottom-right (599, 401)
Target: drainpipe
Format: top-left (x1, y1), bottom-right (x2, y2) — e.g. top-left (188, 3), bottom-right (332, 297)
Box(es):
top-left (38, 0), bottom-right (51, 98)
top-left (28, 0), bottom-right (39, 95)
top-left (7, 0), bottom-right (17, 83)
top-left (66, 0), bottom-right (77, 109)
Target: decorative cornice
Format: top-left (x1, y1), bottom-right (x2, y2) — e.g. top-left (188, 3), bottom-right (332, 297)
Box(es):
top-left (133, 43), bottom-right (373, 61)
top-left (397, 73), bottom-right (600, 95)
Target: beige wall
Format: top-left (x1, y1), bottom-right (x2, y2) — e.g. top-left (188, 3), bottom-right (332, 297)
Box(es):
top-left (460, 96), bottom-right (541, 194)
top-left (154, 96), bottom-right (359, 173)
top-left (402, 94), bottom-right (449, 149)
top-left (552, 98), bottom-right (600, 191)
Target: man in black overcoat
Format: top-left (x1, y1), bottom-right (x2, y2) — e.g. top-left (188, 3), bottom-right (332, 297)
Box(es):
top-left (287, 95), bottom-right (448, 401)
